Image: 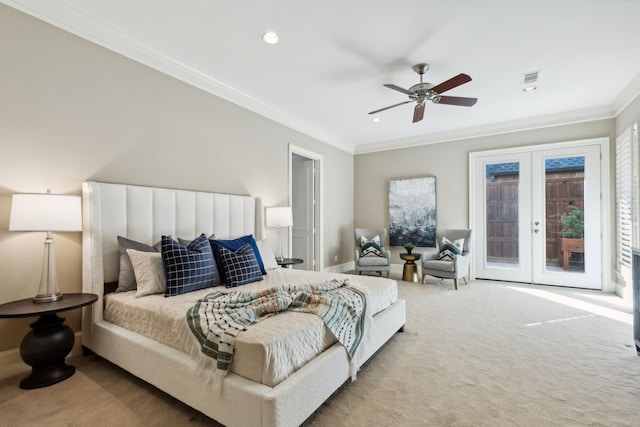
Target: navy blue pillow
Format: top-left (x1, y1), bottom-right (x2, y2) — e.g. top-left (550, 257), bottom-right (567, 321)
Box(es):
top-left (161, 234), bottom-right (221, 297)
top-left (210, 234), bottom-right (266, 275)
top-left (218, 243), bottom-right (263, 288)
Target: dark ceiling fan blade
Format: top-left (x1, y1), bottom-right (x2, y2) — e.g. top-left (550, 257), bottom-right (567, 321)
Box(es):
top-left (434, 95), bottom-right (478, 107)
top-left (431, 73), bottom-right (472, 94)
top-left (369, 100), bottom-right (413, 115)
top-left (412, 104), bottom-right (425, 123)
top-left (383, 83), bottom-right (415, 95)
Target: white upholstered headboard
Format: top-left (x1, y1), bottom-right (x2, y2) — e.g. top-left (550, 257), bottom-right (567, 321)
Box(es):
top-left (81, 181), bottom-right (263, 347)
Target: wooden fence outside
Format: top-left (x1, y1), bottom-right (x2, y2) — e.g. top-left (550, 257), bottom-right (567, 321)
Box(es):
top-left (486, 172), bottom-right (584, 264)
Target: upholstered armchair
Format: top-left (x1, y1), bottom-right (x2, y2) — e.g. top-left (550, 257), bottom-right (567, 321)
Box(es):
top-left (421, 229), bottom-right (472, 290)
top-left (354, 228), bottom-right (391, 277)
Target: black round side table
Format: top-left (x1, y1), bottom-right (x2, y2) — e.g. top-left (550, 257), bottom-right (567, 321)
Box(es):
top-left (277, 258), bottom-right (304, 268)
top-left (0, 293), bottom-right (98, 389)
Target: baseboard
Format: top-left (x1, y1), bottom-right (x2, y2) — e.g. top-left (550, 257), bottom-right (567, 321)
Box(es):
top-left (0, 331), bottom-right (84, 380)
top-left (323, 262), bottom-right (418, 280)
top-left (0, 348), bottom-right (28, 379)
top-left (323, 261), bottom-right (355, 274)
top-left (391, 263), bottom-right (405, 276)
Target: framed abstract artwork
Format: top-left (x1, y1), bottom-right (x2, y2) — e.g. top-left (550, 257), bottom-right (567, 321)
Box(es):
top-left (389, 176), bottom-right (436, 247)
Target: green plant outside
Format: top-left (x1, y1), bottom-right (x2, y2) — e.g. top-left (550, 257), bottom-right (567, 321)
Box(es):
top-left (560, 205), bottom-right (584, 239)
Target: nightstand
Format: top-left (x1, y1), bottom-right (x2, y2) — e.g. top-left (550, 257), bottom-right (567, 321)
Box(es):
top-left (0, 293), bottom-right (98, 389)
top-left (277, 258), bottom-right (303, 268)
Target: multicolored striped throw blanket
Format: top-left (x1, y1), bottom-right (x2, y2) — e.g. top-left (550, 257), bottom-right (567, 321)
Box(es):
top-left (187, 278), bottom-right (368, 382)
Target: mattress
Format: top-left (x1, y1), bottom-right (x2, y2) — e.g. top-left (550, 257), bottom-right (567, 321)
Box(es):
top-left (104, 268), bottom-right (397, 387)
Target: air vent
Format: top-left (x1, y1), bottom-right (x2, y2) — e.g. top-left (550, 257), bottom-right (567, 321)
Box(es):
top-left (522, 70), bottom-right (540, 85)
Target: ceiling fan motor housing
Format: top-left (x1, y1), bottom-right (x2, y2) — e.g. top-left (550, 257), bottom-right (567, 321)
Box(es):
top-left (409, 82), bottom-right (435, 94)
top-left (409, 83), bottom-right (435, 103)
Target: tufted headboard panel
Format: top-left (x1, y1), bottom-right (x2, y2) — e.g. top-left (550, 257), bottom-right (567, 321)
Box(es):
top-left (81, 181), bottom-right (263, 344)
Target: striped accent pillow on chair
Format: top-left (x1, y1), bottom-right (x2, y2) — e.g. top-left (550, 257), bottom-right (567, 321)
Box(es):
top-left (360, 235), bottom-right (383, 257)
top-left (438, 237), bottom-right (464, 261)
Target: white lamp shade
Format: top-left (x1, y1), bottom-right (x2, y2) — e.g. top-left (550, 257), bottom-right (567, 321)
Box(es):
top-left (9, 193), bottom-right (82, 232)
top-left (265, 206), bottom-right (293, 228)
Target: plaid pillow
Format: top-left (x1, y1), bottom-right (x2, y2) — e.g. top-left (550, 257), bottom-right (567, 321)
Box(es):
top-left (162, 234), bottom-right (221, 297)
top-left (210, 234), bottom-right (266, 275)
top-left (218, 243), bottom-right (264, 288)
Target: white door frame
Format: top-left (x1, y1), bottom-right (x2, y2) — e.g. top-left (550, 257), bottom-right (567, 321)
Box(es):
top-left (469, 137), bottom-right (612, 291)
top-left (289, 144), bottom-right (323, 271)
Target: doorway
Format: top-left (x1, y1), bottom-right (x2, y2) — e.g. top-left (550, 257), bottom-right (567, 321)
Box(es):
top-left (470, 139), bottom-right (607, 289)
top-left (289, 145), bottom-right (322, 271)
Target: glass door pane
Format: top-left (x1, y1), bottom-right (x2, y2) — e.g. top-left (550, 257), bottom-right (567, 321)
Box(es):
top-left (544, 156), bottom-right (585, 273)
top-left (485, 162), bottom-right (520, 269)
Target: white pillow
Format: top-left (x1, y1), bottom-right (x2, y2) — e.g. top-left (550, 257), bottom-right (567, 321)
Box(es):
top-left (256, 239), bottom-right (279, 270)
top-left (127, 249), bottom-right (167, 297)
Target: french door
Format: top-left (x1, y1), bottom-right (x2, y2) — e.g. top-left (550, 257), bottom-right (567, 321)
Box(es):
top-left (472, 143), bottom-right (602, 289)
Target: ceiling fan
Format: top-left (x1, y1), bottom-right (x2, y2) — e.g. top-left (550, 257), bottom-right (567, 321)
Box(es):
top-left (369, 63), bottom-right (478, 123)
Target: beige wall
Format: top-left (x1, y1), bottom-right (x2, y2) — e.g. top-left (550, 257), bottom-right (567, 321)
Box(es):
top-left (0, 5), bottom-right (354, 353)
top-left (354, 119), bottom-right (617, 268)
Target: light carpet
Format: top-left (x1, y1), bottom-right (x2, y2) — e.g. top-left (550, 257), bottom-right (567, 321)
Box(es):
top-left (1, 278), bottom-right (639, 427)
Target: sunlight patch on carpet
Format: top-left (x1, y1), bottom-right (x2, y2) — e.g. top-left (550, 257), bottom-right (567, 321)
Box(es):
top-left (523, 314), bottom-right (595, 327)
top-left (508, 286), bottom-right (633, 325)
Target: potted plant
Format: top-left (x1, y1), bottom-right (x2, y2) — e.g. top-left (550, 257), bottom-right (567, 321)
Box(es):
top-left (557, 205), bottom-right (584, 269)
top-left (560, 205), bottom-right (584, 239)
top-left (403, 242), bottom-right (415, 255)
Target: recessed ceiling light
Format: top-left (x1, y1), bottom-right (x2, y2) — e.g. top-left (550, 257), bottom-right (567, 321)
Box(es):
top-left (262, 32), bottom-right (279, 44)
top-left (522, 86), bottom-right (537, 93)
top-left (372, 117), bottom-right (381, 123)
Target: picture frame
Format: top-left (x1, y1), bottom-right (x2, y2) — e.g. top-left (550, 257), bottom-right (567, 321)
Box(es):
top-left (389, 176), bottom-right (436, 247)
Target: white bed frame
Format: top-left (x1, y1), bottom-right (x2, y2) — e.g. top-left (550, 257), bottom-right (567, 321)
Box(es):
top-left (81, 181), bottom-right (406, 427)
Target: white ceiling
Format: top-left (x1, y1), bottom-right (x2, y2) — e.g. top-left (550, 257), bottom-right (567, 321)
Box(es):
top-left (5, 0), bottom-right (640, 154)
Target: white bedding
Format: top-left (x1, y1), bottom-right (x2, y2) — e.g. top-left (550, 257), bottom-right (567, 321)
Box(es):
top-left (104, 268), bottom-right (397, 387)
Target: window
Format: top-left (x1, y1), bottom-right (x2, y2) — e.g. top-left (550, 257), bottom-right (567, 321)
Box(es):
top-left (616, 123), bottom-right (639, 286)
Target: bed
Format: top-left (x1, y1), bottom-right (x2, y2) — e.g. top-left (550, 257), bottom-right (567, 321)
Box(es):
top-left (81, 180), bottom-right (406, 427)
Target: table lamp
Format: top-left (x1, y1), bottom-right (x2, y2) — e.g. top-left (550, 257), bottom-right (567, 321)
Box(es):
top-left (9, 191), bottom-right (82, 303)
top-left (265, 206), bottom-right (293, 262)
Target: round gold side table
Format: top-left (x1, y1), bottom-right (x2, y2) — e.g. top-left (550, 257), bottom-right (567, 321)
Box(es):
top-left (400, 253), bottom-right (421, 282)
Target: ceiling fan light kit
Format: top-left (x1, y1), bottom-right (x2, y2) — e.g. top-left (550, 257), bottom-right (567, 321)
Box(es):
top-left (369, 63), bottom-right (478, 123)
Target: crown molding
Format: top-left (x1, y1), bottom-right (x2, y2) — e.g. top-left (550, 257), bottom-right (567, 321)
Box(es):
top-left (611, 72), bottom-right (640, 115)
top-left (3, 0), bottom-right (356, 154)
top-left (354, 105), bottom-right (617, 154)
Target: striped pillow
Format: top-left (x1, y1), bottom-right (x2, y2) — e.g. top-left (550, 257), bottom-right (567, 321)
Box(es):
top-left (360, 235), bottom-right (383, 257)
top-left (438, 237), bottom-right (464, 261)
